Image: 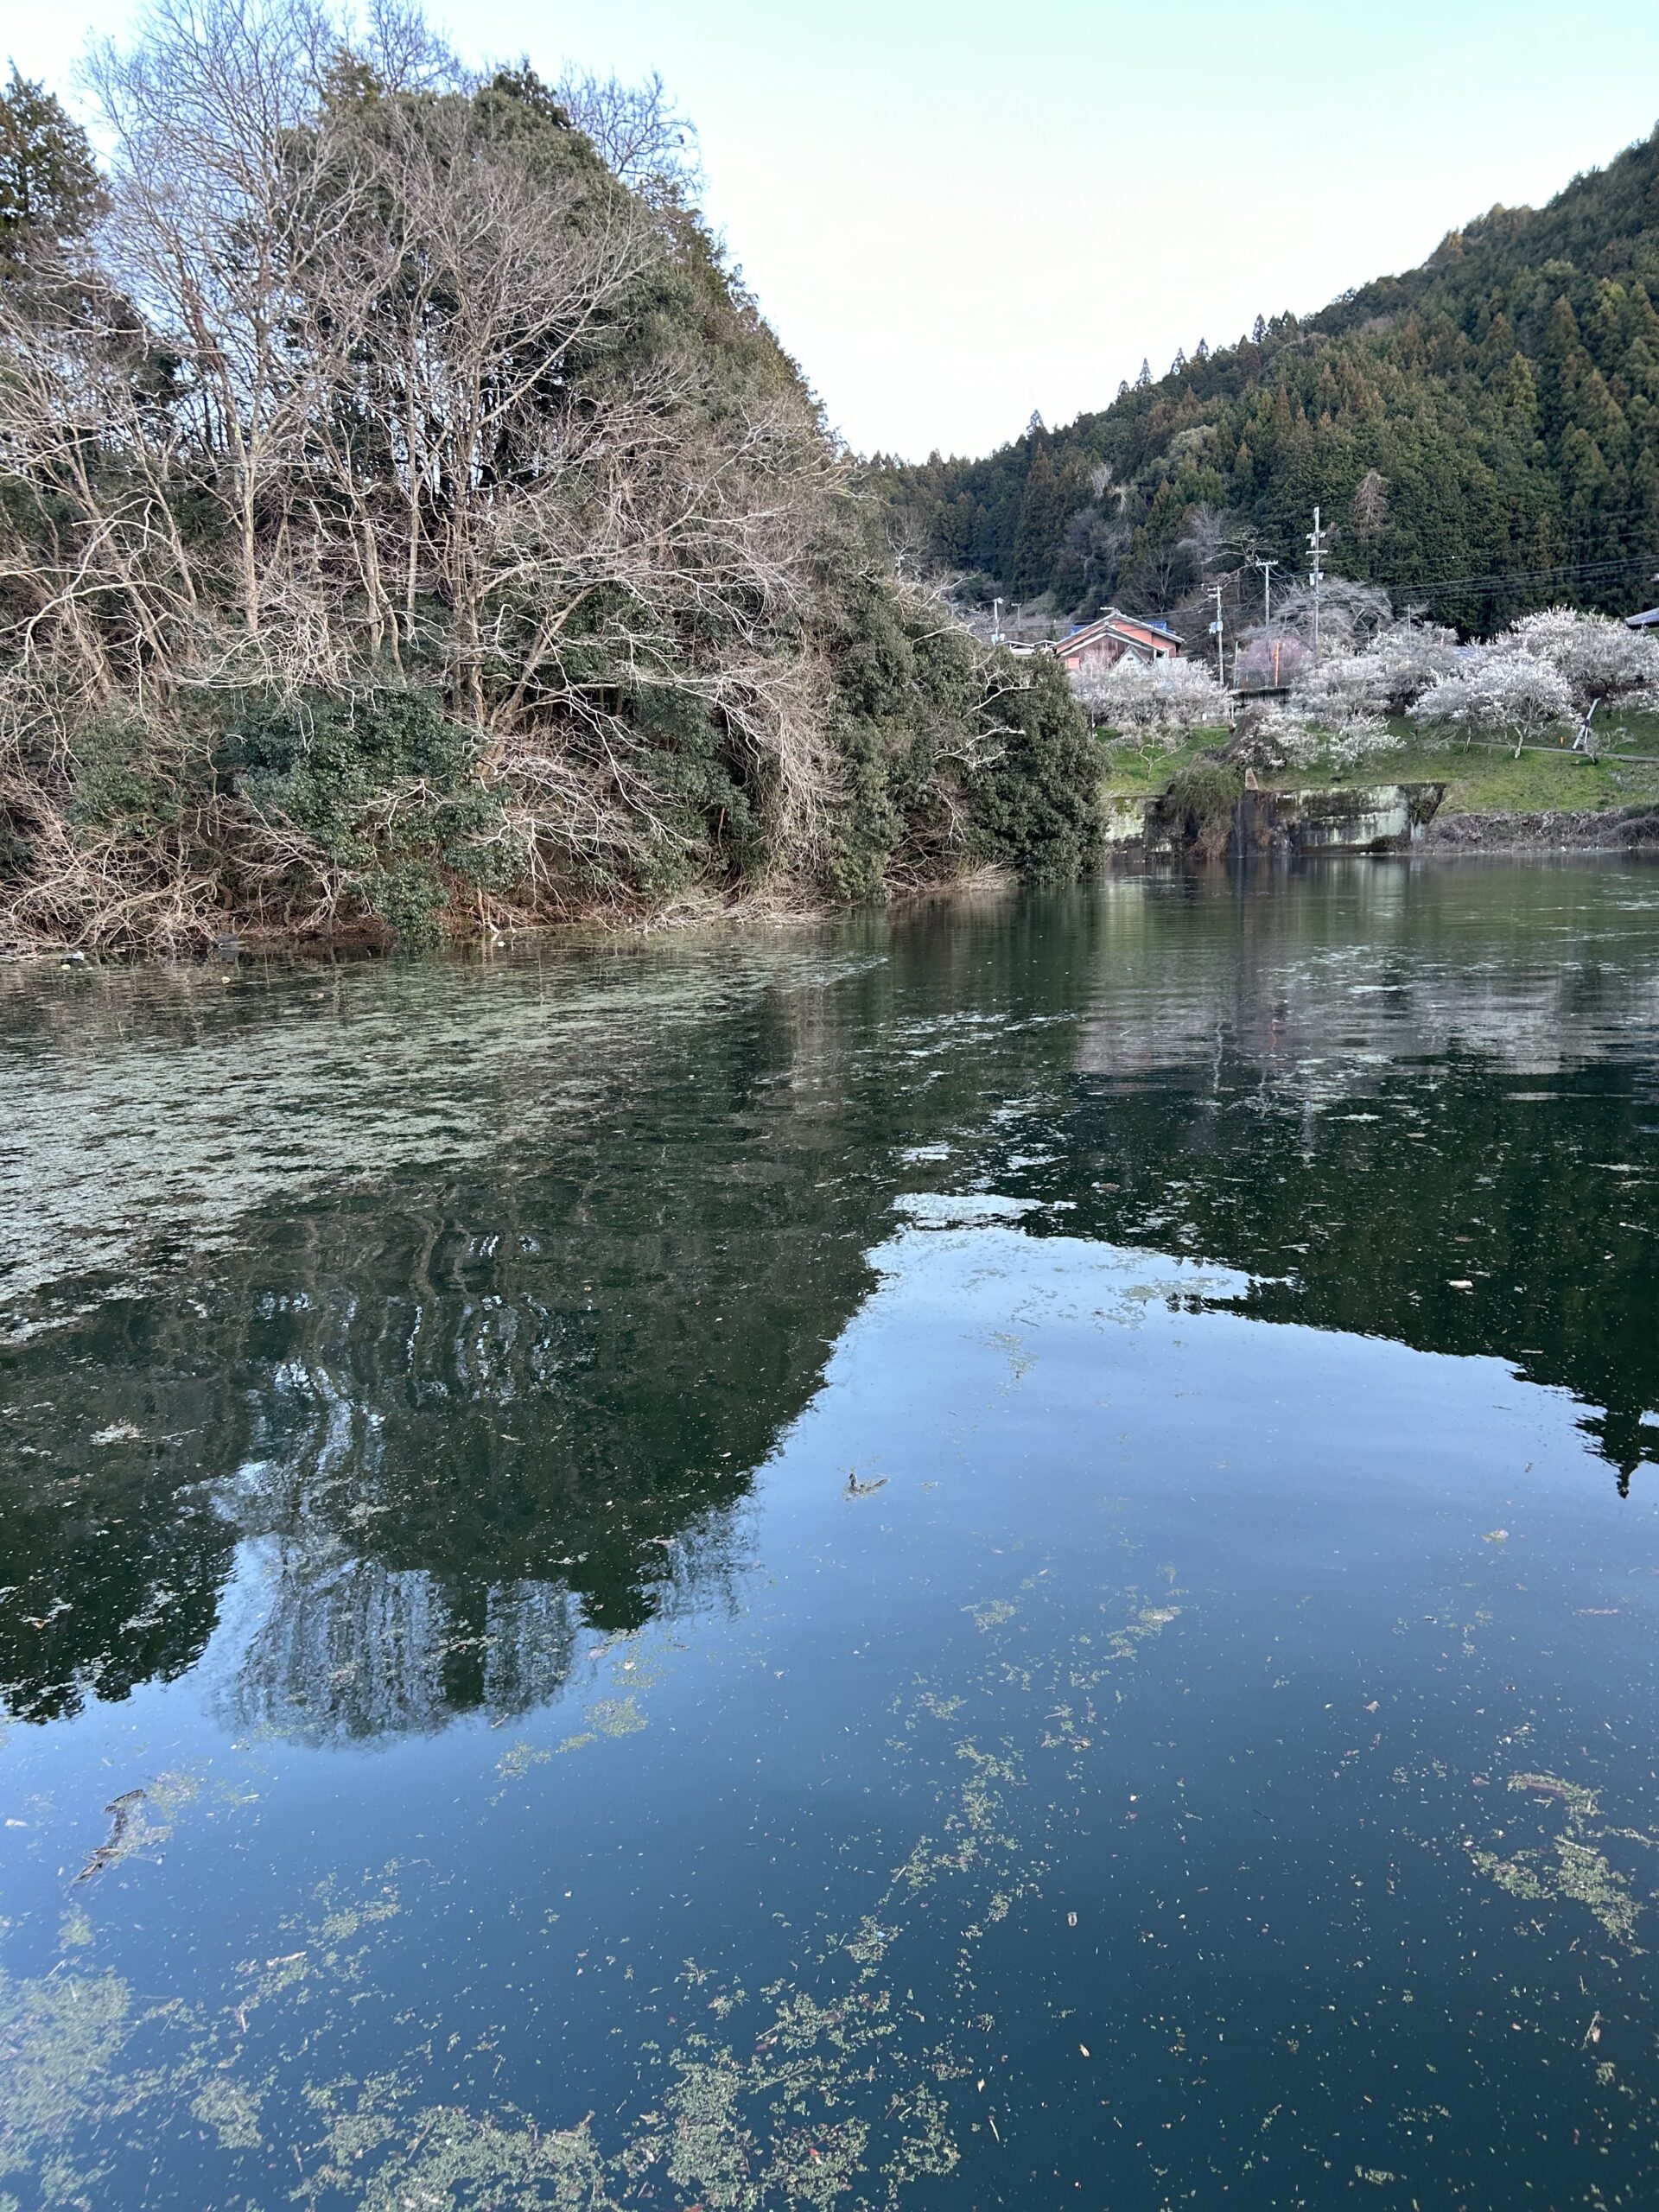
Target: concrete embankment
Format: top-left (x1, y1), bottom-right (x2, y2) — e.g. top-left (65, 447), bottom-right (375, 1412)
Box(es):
top-left (1106, 780), bottom-right (1446, 859)
top-left (1106, 779), bottom-right (1659, 861)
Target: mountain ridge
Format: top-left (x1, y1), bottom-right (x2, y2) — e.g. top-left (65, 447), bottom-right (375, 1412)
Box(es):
top-left (873, 125), bottom-right (1659, 635)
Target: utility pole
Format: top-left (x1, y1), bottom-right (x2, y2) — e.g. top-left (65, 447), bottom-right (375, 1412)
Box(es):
top-left (1210, 581), bottom-right (1226, 685)
top-left (991, 596), bottom-right (1004, 647)
top-left (1306, 505), bottom-right (1331, 668)
top-left (1253, 556), bottom-right (1276, 630)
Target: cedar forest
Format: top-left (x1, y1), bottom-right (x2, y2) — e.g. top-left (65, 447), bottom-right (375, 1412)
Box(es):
top-left (874, 127), bottom-right (1659, 639)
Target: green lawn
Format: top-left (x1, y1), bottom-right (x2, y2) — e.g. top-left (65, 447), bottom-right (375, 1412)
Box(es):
top-left (1100, 724), bottom-right (1659, 817)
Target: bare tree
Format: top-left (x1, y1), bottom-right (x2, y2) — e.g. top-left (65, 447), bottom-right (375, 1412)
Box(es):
top-left (81, 0), bottom-right (360, 638)
top-left (1350, 468), bottom-right (1389, 537)
top-left (1176, 503), bottom-right (1226, 585)
top-left (553, 67), bottom-right (702, 205)
top-left (0, 2), bottom-right (851, 946)
top-left (1271, 575), bottom-right (1394, 657)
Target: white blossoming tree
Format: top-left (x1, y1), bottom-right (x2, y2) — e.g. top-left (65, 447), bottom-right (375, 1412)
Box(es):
top-left (1498, 609), bottom-right (1659, 747)
top-left (1294, 622), bottom-right (1458, 725)
top-left (1409, 652), bottom-right (1575, 757)
top-left (1073, 657), bottom-right (1233, 755)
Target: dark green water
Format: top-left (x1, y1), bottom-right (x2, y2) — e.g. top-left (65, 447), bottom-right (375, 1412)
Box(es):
top-left (3, 860), bottom-right (1659, 2210)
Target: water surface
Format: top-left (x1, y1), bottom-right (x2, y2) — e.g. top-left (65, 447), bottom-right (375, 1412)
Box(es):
top-left (3, 860), bottom-right (1658, 2209)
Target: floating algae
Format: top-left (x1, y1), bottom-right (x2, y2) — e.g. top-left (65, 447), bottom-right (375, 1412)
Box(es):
top-left (1467, 1771), bottom-right (1649, 1948)
top-left (0, 1581), bottom-right (1183, 2209)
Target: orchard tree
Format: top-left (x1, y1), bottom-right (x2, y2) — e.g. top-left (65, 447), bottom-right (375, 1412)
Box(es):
top-left (1500, 607), bottom-right (1659, 747)
top-left (1409, 652), bottom-right (1574, 757)
top-left (1300, 624), bottom-right (1459, 724)
top-left (1073, 655), bottom-right (1232, 754)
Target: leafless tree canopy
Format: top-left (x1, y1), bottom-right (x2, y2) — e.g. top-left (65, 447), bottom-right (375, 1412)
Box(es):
top-left (0, 5), bottom-right (939, 947)
top-left (552, 67), bottom-right (702, 206)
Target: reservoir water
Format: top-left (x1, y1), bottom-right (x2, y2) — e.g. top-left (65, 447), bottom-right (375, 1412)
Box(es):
top-left (3, 859), bottom-right (1658, 2209)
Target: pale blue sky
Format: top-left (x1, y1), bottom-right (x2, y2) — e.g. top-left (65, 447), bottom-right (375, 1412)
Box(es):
top-left (10, 1), bottom-right (1659, 458)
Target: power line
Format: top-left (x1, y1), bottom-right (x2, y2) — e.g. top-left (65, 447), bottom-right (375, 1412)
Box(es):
top-left (1236, 545), bottom-right (1657, 602)
top-left (1356, 550), bottom-right (1658, 599)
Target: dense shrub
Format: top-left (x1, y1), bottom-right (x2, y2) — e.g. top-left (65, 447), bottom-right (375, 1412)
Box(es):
top-left (966, 653), bottom-right (1102, 878)
top-left (1154, 760), bottom-right (1243, 855)
top-left (219, 689), bottom-right (503, 944)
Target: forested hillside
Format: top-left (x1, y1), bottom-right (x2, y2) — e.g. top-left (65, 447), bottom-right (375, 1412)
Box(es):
top-left (876, 126), bottom-right (1659, 635)
top-left (0, 5), bottom-right (1093, 952)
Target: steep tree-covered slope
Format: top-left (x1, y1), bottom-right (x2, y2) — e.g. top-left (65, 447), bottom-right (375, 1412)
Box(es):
top-left (876, 126), bottom-right (1659, 633)
top-left (0, 16), bottom-right (1094, 953)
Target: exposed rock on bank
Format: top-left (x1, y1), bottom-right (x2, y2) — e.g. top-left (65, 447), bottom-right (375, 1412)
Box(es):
top-left (1416, 804), bottom-right (1659, 854)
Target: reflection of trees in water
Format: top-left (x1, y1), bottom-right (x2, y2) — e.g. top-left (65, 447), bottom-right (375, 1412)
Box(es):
top-left (223, 1518), bottom-right (747, 1746)
top-left (1057, 868), bottom-right (1659, 1491)
top-left (1076, 863), bottom-right (1659, 1093)
top-left (0, 907), bottom-right (1084, 1732)
top-left (225, 1550), bottom-right (587, 1746)
top-left (228, 1544), bottom-right (456, 1745)
top-left (6, 868), bottom-right (1658, 1729)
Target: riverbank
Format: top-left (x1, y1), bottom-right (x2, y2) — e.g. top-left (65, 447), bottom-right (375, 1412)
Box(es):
top-left (1106, 779), bottom-right (1659, 861)
top-left (1418, 803), bottom-right (1659, 853)
top-left (1103, 728), bottom-right (1659, 817)
top-left (1103, 728), bottom-right (1659, 860)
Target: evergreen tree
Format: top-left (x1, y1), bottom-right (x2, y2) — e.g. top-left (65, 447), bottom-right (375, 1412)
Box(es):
top-left (0, 67), bottom-right (107, 274)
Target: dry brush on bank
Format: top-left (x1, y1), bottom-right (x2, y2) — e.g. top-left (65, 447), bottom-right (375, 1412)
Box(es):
top-left (0, 3), bottom-right (1097, 950)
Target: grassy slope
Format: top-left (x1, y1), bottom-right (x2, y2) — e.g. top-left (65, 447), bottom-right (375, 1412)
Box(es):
top-left (1101, 721), bottom-right (1659, 817)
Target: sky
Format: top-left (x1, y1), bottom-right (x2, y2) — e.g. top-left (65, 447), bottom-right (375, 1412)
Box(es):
top-left (9, 0), bottom-right (1659, 461)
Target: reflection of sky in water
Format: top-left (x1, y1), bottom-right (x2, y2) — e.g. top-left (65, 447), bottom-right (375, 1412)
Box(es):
top-left (2, 861), bottom-right (1659, 2206)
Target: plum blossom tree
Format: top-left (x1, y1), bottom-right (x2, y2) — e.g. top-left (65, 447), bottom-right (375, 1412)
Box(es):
top-left (1299, 624), bottom-right (1459, 724)
top-left (1409, 652), bottom-right (1574, 757)
top-left (1227, 708), bottom-right (1322, 772)
top-left (1072, 656), bottom-right (1232, 753)
top-left (1498, 608), bottom-right (1659, 747)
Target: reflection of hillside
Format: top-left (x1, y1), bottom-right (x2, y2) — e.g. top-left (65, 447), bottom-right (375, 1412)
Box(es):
top-left (0, 908), bottom-right (1082, 1732)
top-left (1050, 865), bottom-right (1659, 1491)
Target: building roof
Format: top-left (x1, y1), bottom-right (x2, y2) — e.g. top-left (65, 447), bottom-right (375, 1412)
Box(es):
top-left (1056, 608), bottom-right (1179, 652)
top-left (1625, 607), bottom-right (1659, 629)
